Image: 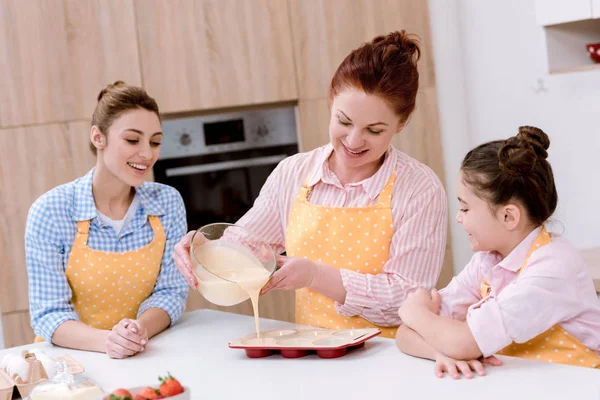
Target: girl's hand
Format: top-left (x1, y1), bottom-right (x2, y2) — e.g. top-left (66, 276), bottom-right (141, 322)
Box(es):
top-left (105, 319), bottom-right (147, 359)
top-left (398, 288), bottom-right (441, 325)
top-left (173, 231), bottom-right (199, 288)
top-left (260, 256), bottom-right (318, 295)
top-left (434, 353), bottom-right (503, 379)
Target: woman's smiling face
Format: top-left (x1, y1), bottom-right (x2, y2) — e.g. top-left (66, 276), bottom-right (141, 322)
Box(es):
top-left (329, 88), bottom-right (401, 175)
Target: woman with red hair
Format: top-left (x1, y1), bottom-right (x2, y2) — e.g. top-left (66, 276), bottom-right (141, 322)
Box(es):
top-left (174, 31), bottom-right (447, 338)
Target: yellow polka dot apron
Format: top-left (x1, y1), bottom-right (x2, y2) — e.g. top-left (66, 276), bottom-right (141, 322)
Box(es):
top-left (34, 216), bottom-right (164, 342)
top-left (286, 171), bottom-right (397, 338)
top-left (480, 227), bottom-right (600, 368)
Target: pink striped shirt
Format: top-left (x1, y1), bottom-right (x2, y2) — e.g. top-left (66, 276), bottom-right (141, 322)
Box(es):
top-left (439, 227), bottom-right (600, 358)
top-left (237, 144), bottom-right (447, 326)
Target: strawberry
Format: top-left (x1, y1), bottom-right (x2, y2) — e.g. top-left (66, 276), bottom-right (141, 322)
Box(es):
top-left (158, 373), bottom-right (184, 397)
top-left (109, 389), bottom-right (133, 400)
top-left (137, 387), bottom-right (160, 399)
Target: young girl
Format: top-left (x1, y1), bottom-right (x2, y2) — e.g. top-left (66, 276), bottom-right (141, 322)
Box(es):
top-left (396, 126), bottom-right (600, 378)
top-left (26, 81), bottom-right (188, 358)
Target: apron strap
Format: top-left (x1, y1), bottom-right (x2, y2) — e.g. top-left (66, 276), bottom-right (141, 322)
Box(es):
top-left (480, 226), bottom-right (550, 300)
top-left (517, 226), bottom-right (551, 278)
top-left (300, 167), bottom-right (397, 206)
top-left (147, 215), bottom-right (166, 244)
top-left (298, 170), bottom-right (316, 202)
top-left (73, 220), bottom-right (91, 247)
top-left (74, 216), bottom-right (166, 249)
top-left (376, 172), bottom-right (396, 208)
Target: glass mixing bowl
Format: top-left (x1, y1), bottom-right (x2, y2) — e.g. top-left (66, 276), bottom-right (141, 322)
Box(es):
top-left (190, 223), bottom-right (277, 306)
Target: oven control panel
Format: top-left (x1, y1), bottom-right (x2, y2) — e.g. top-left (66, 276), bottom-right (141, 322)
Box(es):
top-left (159, 106), bottom-right (298, 160)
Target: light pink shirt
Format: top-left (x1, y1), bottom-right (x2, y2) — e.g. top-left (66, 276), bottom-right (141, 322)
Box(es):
top-left (440, 227), bottom-right (600, 357)
top-left (237, 144), bottom-right (447, 326)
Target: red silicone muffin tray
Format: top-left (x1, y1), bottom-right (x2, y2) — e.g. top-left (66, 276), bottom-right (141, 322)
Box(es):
top-left (229, 328), bottom-right (381, 359)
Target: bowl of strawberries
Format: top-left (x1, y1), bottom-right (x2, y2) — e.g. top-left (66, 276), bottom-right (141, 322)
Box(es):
top-left (105, 373), bottom-right (189, 400)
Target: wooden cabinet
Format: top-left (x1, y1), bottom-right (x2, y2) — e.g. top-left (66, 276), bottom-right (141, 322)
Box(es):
top-left (1, 311), bottom-right (34, 348)
top-left (390, 88), bottom-right (445, 185)
top-left (287, 0), bottom-right (436, 100)
top-left (0, 121), bottom-right (95, 316)
top-left (534, 0), bottom-right (593, 26)
top-left (0, 0), bottom-right (141, 127)
top-left (134, 0), bottom-right (298, 114)
top-left (297, 99), bottom-right (331, 152)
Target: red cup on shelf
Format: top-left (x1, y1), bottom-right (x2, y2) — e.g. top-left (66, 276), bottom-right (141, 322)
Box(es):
top-left (586, 43), bottom-right (600, 63)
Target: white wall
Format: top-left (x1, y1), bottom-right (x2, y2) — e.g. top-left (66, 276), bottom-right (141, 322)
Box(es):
top-left (430, 0), bottom-right (600, 273)
top-left (428, 0), bottom-right (473, 273)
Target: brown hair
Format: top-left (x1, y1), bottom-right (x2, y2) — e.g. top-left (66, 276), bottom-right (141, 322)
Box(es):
top-left (461, 126), bottom-right (558, 226)
top-left (90, 81), bottom-right (160, 154)
top-left (329, 30), bottom-right (421, 124)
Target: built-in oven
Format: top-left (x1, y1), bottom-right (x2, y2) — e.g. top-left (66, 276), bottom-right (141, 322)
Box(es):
top-left (154, 105), bottom-right (299, 229)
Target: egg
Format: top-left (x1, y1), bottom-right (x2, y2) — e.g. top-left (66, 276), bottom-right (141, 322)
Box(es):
top-left (1, 353), bottom-right (15, 370)
top-left (7, 355), bottom-right (29, 382)
top-left (35, 354), bottom-right (57, 379)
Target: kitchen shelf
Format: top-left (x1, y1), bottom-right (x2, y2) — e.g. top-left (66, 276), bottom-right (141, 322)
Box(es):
top-left (549, 63), bottom-right (600, 75)
top-left (543, 18), bottom-right (600, 74)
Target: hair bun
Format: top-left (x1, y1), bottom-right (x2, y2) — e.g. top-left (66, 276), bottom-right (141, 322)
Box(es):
top-left (517, 125), bottom-right (550, 160)
top-left (97, 80), bottom-right (126, 102)
top-left (498, 126), bottom-right (550, 176)
top-left (371, 30), bottom-right (421, 61)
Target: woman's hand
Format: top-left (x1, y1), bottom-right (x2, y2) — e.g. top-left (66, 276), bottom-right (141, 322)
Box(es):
top-left (260, 256), bottom-right (318, 295)
top-left (105, 319), bottom-right (147, 359)
top-left (434, 352), bottom-right (503, 379)
top-left (173, 231), bottom-right (198, 288)
top-left (398, 288), bottom-right (441, 325)
top-left (124, 319), bottom-right (148, 343)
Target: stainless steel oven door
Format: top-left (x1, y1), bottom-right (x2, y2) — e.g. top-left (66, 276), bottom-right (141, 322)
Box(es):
top-left (164, 154), bottom-right (287, 177)
top-left (153, 144), bottom-right (297, 229)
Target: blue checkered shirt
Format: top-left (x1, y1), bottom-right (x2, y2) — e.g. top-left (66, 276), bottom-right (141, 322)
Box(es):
top-left (26, 168), bottom-right (189, 342)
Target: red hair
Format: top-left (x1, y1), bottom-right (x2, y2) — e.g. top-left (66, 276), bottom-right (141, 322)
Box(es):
top-left (329, 30), bottom-right (421, 124)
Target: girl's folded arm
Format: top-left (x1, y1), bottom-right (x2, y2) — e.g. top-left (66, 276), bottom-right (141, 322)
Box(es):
top-left (395, 324), bottom-right (439, 361)
top-left (408, 311), bottom-right (482, 360)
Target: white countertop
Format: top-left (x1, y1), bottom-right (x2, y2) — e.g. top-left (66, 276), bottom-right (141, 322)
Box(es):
top-left (2, 309), bottom-right (599, 399)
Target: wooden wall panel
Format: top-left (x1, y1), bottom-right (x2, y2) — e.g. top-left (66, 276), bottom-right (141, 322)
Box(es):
top-left (297, 98), bottom-right (330, 152)
top-left (288, 0), bottom-right (436, 100)
top-left (135, 0), bottom-right (298, 114)
top-left (2, 311), bottom-right (34, 348)
top-left (0, 121), bottom-right (95, 314)
top-left (0, 0), bottom-right (141, 128)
